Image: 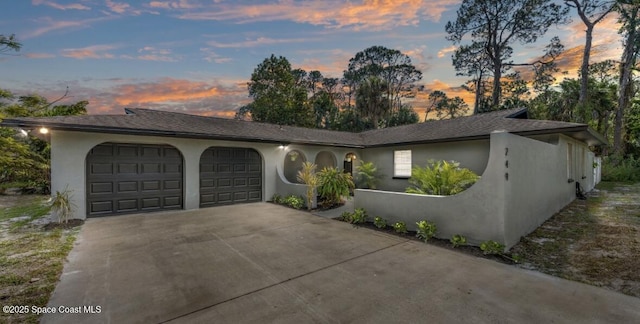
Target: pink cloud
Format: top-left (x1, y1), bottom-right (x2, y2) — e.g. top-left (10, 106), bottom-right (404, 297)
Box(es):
top-left (176, 0), bottom-right (460, 31)
top-left (32, 0), bottom-right (91, 10)
top-left (25, 52), bottom-right (56, 59)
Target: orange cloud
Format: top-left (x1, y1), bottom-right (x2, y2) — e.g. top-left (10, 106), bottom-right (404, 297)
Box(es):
top-left (114, 79), bottom-right (222, 105)
top-left (61, 45), bottom-right (117, 59)
top-left (437, 45), bottom-right (457, 58)
top-left (176, 0), bottom-right (460, 30)
top-left (25, 52), bottom-right (55, 59)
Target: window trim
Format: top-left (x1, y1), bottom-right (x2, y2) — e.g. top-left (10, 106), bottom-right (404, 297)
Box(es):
top-left (393, 149), bottom-right (412, 178)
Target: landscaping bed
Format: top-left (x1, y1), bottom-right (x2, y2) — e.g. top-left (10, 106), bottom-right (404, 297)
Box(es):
top-left (0, 194), bottom-right (81, 324)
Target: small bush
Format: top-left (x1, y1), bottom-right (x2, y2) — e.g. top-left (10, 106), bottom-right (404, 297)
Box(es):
top-left (282, 195), bottom-right (304, 209)
top-left (406, 160), bottom-right (479, 195)
top-left (341, 208), bottom-right (367, 224)
top-left (450, 234), bottom-right (467, 248)
top-left (415, 220), bottom-right (437, 242)
top-left (296, 161), bottom-right (318, 210)
top-left (601, 155), bottom-right (640, 182)
top-left (271, 193), bottom-right (283, 204)
top-left (355, 161), bottom-right (381, 189)
top-left (393, 221), bottom-right (408, 234)
top-left (317, 167), bottom-right (355, 206)
top-left (373, 216), bottom-right (387, 229)
top-left (480, 240), bottom-right (505, 255)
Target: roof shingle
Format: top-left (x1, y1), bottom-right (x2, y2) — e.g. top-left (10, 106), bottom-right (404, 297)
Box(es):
top-left (0, 107), bottom-right (606, 147)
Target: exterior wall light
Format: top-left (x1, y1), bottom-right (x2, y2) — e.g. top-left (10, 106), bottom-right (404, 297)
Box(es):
top-left (39, 127), bottom-right (49, 134)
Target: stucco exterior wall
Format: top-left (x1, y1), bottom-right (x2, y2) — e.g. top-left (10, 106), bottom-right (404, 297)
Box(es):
top-left (50, 131), bottom-right (360, 219)
top-left (354, 134), bottom-right (506, 246)
top-left (362, 140), bottom-right (490, 192)
top-left (51, 131), bottom-right (280, 219)
top-left (355, 132), bottom-right (598, 249)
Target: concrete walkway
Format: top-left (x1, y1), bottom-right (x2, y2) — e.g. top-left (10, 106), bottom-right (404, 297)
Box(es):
top-left (43, 203), bottom-right (640, 323)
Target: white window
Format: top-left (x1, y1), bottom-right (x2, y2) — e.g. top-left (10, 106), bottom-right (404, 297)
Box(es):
top-left (567, 143), bottom-right (574, 179)
top-left (394, 150), bottom-right (412, 178)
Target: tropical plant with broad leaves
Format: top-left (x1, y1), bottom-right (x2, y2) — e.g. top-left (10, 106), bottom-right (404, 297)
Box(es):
top-left (355, 160), bottom-right (381, 189)
top-left (316, 167), bottom-right (354, 207)
top-left (405, 160), bottom-right (479, 195)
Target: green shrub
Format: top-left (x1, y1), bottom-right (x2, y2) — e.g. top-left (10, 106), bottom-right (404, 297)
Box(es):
top-left (405, 160), bottom-right (479, 195)
top-left (480, 240), bottom-right (505, 255)
top-left (282, 195), bottom-right (304, 209)
top-left (341, 208), bottom-right (367, 224)
top-left (393, 221), bottom-right (407, 234)
top-left (450, 234), bottom-right (467, 248)
top-left (296, 161), bottom-right (318, 210)
top-left (601, 155), bottom-right (640, 182)
top-left (373, 216), bottom-right (387, 229)
top-left (271, 193), bottom-right (283, 204)
top-left (415, 220), bottom-right (437, 242)
top-left (355, 161), bottom-right (381, 189)
top-left (317, 167), bottom-right (355, 206)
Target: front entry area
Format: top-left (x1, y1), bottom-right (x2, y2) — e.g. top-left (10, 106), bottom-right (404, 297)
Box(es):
top-left (199, 147), bottom-right (262, 207)
top-left (85, 142), bottom-right (184, 217)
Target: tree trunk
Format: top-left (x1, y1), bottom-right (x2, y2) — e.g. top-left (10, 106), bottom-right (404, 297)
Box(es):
top-left (492, 57), bottom-right (502, 109)
top-left (615, 7), bottom-right (639, 156)
top-left (473, 76), bottom-right (483, 114)
top-left (579, 24), bottom-right (594, 108)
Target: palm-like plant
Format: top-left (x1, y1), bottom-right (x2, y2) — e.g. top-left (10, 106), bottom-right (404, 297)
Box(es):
top-left (405, 160), bottom-right (479, 195)
top-left (355, 160), bottom-right (381, 189)
top-left (50, 186), bottom-right (75, 224)
top-left (317, 167), bottom-right (355, 206)
top-left (296, 161), bottom-right (318, 210)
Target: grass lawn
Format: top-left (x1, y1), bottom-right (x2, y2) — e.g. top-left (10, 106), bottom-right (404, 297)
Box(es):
top-left (511, 181), bottom-right (640, 297)
top-left (0, 195), bottom-right (80, 324)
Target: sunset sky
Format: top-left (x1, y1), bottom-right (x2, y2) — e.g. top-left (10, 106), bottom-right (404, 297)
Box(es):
top-left (0, 0), bottom-right (625, 119)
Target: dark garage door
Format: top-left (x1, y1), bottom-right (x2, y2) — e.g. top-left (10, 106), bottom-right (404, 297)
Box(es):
top-left (200, 147), bottom-right (262, 207)
top-left (86, 143), bottom-right (183, 217)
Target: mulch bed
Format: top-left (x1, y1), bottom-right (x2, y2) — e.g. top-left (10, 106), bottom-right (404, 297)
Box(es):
top-left (352, 221), bottom-right (519, 265)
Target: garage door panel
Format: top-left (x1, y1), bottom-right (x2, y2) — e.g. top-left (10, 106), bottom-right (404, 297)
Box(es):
top-left (217, 164), bottom-right (231, 173)
top-left (249, 191), bottom-right (261, 200)
top-left (91, 163), bottom-right (113, 175)
top-left (217, 192), bottom-right (232, 203)
top-left (117, 181), bottom-right (137, 192)
top-left (201, 179), bottom-right (214, 188)
top-left (91, 182), bottom-right (113, 194)
top-left (164, 180), bottom-right (181, 190)
top-left (142, 163), bottom-right (161, 174)
top-left (118, 163), bottom-right (138, 174)
top-left (117, 199), bottom-right (138, 212)
top-left (164, 163), bottom-right (181, 174)
top-left (117, 145), bottom-right (137, 157)
top-left (86, 143), bottom-right (184, 217)
top-left (142, 181), bottom-right (160, 191)
top-left (217, 178), bottom-right (232, 187)
top-left (199, 147), bottom-right (262, 208)
top-left (142, 146), bottom-right (161, 158)
top-left (90, 201), bottom-right (113, 214)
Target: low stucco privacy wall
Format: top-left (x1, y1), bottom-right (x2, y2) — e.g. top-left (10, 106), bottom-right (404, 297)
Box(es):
top-left (355, 131), bottom-right (598, 249)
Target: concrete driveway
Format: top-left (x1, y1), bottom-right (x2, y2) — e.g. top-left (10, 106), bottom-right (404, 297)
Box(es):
top-left (43, 203), bottom-right (640, 323)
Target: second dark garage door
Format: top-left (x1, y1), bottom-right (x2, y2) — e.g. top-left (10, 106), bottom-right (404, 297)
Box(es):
top-left (200, 147), bottom-right (262, 207)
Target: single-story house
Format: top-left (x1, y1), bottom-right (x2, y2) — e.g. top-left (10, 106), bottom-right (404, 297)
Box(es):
top-left (1, 108), bottom-right (607, 248)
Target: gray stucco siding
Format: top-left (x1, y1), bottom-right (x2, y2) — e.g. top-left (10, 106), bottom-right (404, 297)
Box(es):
top-left (362, 140), bottom-right (490, 192)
